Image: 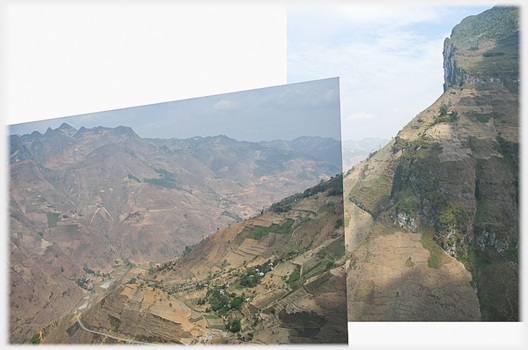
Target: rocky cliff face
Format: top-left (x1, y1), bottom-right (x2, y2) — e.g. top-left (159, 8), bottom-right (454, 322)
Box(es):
top-left (346, 6), bottom-right (519, 321)
top-left (443, 6), bottom-right (519, 91)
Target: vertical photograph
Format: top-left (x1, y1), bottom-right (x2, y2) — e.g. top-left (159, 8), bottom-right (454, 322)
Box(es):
top-left (289, 4), bottom-right (520, 322)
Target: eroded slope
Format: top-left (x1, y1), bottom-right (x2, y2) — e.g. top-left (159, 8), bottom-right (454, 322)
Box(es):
top-left (41, 176), bottom-right (348, 344)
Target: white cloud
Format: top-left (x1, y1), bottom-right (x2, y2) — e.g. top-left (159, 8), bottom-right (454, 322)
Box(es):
top-left (287, 5), bottom-right (491, 140)
top-left (324, 87), bottom-right (339, 102)
top-left (213, 99), bottom-right (239, 111)
top-left (334, 5), bottom-right (448, 28)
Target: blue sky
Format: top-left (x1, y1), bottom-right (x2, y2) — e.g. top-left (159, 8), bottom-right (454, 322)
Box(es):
top-left (288, 5), bottom-right (493, 141)
top-left (9, 78), bottom-right (341, 143)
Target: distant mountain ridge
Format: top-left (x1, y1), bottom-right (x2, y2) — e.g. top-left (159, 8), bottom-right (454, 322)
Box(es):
top-left (258, 136), bottom-right (342, 166)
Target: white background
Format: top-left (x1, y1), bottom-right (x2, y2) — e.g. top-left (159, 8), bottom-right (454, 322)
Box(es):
top-left (1, 1), bottom-right (526, 349)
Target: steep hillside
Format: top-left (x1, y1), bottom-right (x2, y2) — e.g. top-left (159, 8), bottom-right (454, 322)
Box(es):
top-left (345, 6), bottom-right (519, 321)
top-left (341, 138), bottom-right (389, 171)
top-left (8, 124), bottom-right (340, 343)
top-left (37, 176), bottom-right (347, 344)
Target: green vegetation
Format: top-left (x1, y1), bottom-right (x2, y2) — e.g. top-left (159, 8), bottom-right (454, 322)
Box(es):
top-left (476, 260), bottom-right (518, 320)
top-left (74, 277), bottom-right (91, 290)
top-left (245, 226), bottom-right (269, 240)
top-left (240, 219), bottom-right (294, 241)
top-left (181, 243), bottom-right (198, 257)
top-left (83, 266), bottom-right (96, 275)
top-left (123, 257), bottom-right (136, 268)
top-left (392, 138), bottom-right (462, 235)
top-left (404, 257), bottom-right (415, 268)
top-left (483, 51), bottom-right (505, 57)
top-left (432, 103), bottom-right (458, 125)
top-left (394, 194), bottom-right (419, 216)
top-left (108, 315), bottom-right (122, 332)
top-left (269, 174), bottom-right (343, 213)
top-left (348, 174), bottom-right (391, 216)
top-left (30, 333), bottom-right (40, 344)
top-left (379, 223), bottom-right (409, 236)
top-left (227, 319), bottom-right (241, 333)
top-left (148, 260), bottom-right (176, 274)
top-left (356, 231), bottom-right (373, 251)
top-left (456, 245), bottom-right (479, 271)
top-left (144, 168), bottom-right (181, 190)
top-left (476, 114), bottom-right (492, 123)
top-left (505, 242), bottom-right (518, 264)
top-left (449, 7), bottom-right (519, 89)
top-left (221, 210), bottom-right (243, 222)
top-left (46, 212), bottom-right (61, 228)
top-left (136, 335), bottom-right (166, 344)
top-left (303, 262), bottom-right (332, 283)
top-left (238, 260), bottom-right (277, 288)
top-left (197, 260), bottom-right (280, 320)
top-left (128, 174), bottom-right (141, 182)
top-left (125, 211), bottom-right (140, 221)
top-left (451, 6), bottom-right (519, 43)
top-left (353, 280), bottom-right (375, 302)
top-left (436, 204), bottom-right (470, 233)
top-left (268, 219), bottom-right (295, 233)
top-left (66, 224), bottom-right (79, 235)
top-left (203, 284), bottom-right (246, 314)
top-left (496, 136), bottom-right (519, 176)
top-left (420, 230), bottom-right (451, 269)
top-left (317, 236), bottom-right (345, 261)
top-left (286, 265), bottom-right (302, 286)
top-left (367, 149), bottom-right (379, 159)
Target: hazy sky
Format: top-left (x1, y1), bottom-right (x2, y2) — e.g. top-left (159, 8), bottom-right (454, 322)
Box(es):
top-left (8, 78), bottom-right (341, 143)
top-left (288, 5), bottom-right (493, 141)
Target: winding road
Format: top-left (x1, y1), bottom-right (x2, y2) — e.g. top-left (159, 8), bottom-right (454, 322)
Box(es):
top-left (75, 314), bottom-right (153, 345)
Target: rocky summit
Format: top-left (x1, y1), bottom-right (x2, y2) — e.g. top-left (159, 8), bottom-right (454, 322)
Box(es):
top-left (345, 6), bottom-right (519, 321)
top-left (8, 124), bottom-right (341, 343)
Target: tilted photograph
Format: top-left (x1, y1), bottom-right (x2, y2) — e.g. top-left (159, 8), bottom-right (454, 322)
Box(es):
top-left (7, 78), bottom-right (348, 344)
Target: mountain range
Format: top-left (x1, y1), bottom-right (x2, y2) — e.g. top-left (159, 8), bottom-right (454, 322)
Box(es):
top-left (9, 125), bottom-right (341, 343)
